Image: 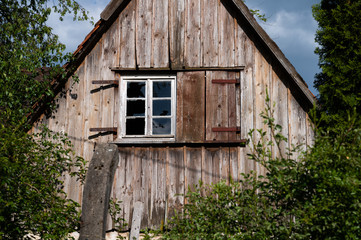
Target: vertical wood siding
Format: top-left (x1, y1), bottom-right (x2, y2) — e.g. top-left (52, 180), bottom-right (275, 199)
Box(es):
top-left (30, 0), bottom-right (314, 231)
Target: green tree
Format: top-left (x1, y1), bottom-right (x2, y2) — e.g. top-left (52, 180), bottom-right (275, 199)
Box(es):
top-left (0, 0), bottom-right (89, 239)
top-left (313, 0), bottom-right (361, 129)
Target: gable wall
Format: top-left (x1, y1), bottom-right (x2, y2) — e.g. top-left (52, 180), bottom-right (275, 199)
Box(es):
top-left (31, 0), bottom-right (314, 230)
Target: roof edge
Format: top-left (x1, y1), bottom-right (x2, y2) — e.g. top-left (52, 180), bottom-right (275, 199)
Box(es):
top-left (101, 0), bottom-right (126, 21)
top-left (228, 0), bottom-right (316, 105)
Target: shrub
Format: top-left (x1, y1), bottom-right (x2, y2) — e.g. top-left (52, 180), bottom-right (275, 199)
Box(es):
top-left (0, 124), bottom-right (87, 239)
top-left (164, 99), bottom-right (361, 239)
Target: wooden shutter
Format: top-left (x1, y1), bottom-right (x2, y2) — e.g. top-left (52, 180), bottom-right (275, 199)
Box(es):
top-left (206, 71), bottom-right (240, 142)
top-left (176, 71), bottom-right (205, 142)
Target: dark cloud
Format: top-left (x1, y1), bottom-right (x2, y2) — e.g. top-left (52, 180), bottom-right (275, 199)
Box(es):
top-left (246, 0), bottom-right (320, 94)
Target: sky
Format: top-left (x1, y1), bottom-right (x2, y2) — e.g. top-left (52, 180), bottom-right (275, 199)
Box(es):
top-left (48, 0), bottom-right (320, 95)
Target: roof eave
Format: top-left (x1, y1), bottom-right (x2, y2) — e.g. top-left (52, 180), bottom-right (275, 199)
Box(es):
top-left (228, 0), bottom-right (316, 106)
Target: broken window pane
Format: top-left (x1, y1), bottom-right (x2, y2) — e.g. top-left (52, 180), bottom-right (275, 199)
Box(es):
top-left (127, 82), bottom-right (146, 98)
top-left (153, 100), bottom-right (171, 116)
top-left (152, 118), bottom-right (171, 135)
top-left (126, 118), bottom-right (145, 135)
top-left (127, 100), bottom-right (145, 116)
top-left (153, 81), bottom-right (171, 98)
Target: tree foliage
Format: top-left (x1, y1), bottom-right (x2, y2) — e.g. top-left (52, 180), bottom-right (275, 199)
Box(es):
top-left (313, 0), bottom-right (361, 129)
top-left (0, 0), bottom-right (89, 239)
top-left (0, 126), bottom-right (87, 239)
top-left (0, 0), bottom-right (89, 127)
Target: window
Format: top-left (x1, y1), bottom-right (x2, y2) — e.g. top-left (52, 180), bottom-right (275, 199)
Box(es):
top-left (120, 75), bottom-right (176, 140)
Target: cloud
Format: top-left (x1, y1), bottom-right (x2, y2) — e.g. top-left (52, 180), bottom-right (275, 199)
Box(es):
top-left (257, 9), bottom-right (320, 93)
top-left (261, 10), bottom-right (318, 53)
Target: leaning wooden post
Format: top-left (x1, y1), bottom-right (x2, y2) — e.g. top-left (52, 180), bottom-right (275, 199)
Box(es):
top-left (129, 201), bottom-right (144, 240)
top-left (79, 143), bottom-right (119, 240)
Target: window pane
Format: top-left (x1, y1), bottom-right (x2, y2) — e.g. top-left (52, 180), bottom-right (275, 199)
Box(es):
top-left (127, 82), bottom-right (145, 98)
top-left (153, 81), bottom-right (171, 98)
top-left (152, 118), bottom-right (171, 135)
top-left (126, 118), bottom-right (145, 135)
top-left (127, 100), bottom-right (145, 116)
top-left (153, 100), bottom-right (171, 116)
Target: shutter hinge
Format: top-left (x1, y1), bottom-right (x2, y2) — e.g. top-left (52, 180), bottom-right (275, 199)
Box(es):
top-left (92, 80), bottom-right (119, 86)
top-left (90, 127), bottom-right (117, 133)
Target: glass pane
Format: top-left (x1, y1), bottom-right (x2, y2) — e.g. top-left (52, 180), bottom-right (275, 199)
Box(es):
top-left (153, 81), bottom-right (171, 98)
top-left (152, 118), bottom-right (171, 135)
top-left (126, 118), bottom-right (145, 135)
top-left (127, 82), bottom-right (145, 98)
top-left (153, 100), bottom-right (171, 116)
top-left (127, 100), bottom-right (145, 116)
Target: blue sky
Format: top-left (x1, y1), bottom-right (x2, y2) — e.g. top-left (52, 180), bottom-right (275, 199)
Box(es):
top-left (48, 0), bottom-right (320, 95)
top-left (246, 0), bottom-right (320, 95)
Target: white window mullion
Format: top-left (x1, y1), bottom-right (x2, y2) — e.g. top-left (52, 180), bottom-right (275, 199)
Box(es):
top-left (147, 79), bottom-right (152, 136)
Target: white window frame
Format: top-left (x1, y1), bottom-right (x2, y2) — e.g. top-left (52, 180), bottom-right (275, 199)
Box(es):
top-left (117, 75), bottom-right (176, 142)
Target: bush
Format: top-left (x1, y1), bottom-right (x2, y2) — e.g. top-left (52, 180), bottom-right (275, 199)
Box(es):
top-left (0, 124), bottom-right (87, 239)
top-left (164, 100), bottom-right (361, 239)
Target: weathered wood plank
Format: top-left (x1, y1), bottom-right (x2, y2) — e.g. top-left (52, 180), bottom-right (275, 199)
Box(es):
top-left (129, 201), bottom-right (143, 240)
top-left (240, 37), bottom-right (254, 140)
top-left (152, 0), bottom-right (169, 68)
top-left (271, 71), bottom-right (289, 158)
top-left (139, 148), bottom-right (151, 229)
top-left (176, 71), bottom-right (205, 142)
top-left (241, 37), bottom-right (255, 173)
top-left (136, 0), bottom-right (153, 68)
top-left (119, 0), bottom-right (136, 68)
top-left (66, 65), bottom-right (86, 204)
top-left (288, 93), bottom-right (307, 160)
top-left (229, 147), bottom-right (239, 182)
top-left (254, 50), bottom-right (267, 135)
top-left (227, 72), bottom-right (237, 141)
top-left (234, 19), bottom-right (246, 66)
top-left (254, 52), bottom-right (270, 176)
top-left (176, 72), bottom-right (184, 141)
top-left (167, 148), bottom-right (185, 219)
top-left (201, 0), bottom-right (218, 67)
top-left (150, 148), bottom-right (167, 228)
top-left (185, 147), bottom-right (202, 193)
top-left (202, 147), bottom-right (214, 188)
top-left (306, 113), bottom-right (315, 150)
top-left (109, 149), bottom-right (127, 230)
top-left (101, 19), bottom-right (117, 143)
top-left (123, 147), bottom-right (135, 228)
top-left (211, 147), bottom-right (222, 183)
top-left (82, 43), bottom-right (102, 211)
top-left (84, 42), bottom-right (102, 142)
top-left (112, 147), bottom-right (133, 230)
top-left (220, 147), bottom-right (230, 183)
top-left (218, 1), bottom-right (235, 67)
top-left (184, 0), bottom-right (201, 67)
top-left (206, 71), bottom-right (229, 141)
top-left (169, 0), bottom-right (185, 69)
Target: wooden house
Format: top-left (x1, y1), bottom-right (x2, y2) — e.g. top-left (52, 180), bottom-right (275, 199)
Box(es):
top-left (31, 0), bottom-right (315, 230)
